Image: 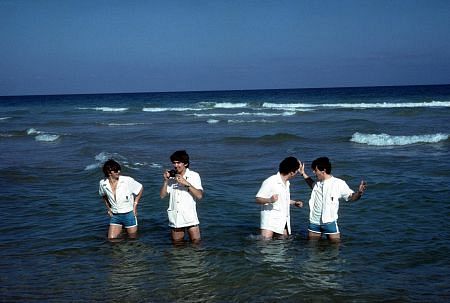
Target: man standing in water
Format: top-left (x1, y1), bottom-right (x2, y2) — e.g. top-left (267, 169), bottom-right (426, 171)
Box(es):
top-left (160, 150), bottom-right (204, 244)
top-left (255, 156), bottom-right (304, 240)
top-left (99, 159), bottom-right (144, 241)
top-left (299, 157), bottom-right (367, 242)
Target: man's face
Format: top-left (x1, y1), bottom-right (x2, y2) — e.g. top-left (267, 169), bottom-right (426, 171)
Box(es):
top-left (312, 167), bottom-right (326, 181)
top-left (172, 161), bottom-right (187, 173)
top-left (287, 170), bottom-right (298, 180)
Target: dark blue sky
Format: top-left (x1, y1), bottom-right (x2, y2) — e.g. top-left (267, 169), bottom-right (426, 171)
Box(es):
top-left (1, 0), bottom-right (450, 96)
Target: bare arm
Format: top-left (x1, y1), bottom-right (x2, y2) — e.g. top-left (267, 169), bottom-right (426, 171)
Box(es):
top-left (349, 180), bottom-right (367, 201)
top-left (160, 181), bottom-right (169, 199)
top-left (175, 174), bottom-right (203, 200)
top-left (133, 186), bottom-right (143, 216)
top-left (187, 186), bottom-right (203, 200)
top-left (298, 161), bottom-right (314, 189)
top-left (160, 170), bottom-right (170, 199)
top-left (102, 196), bottom-right (113, 217)
top-left (256, 194), bottom-right (278, 205)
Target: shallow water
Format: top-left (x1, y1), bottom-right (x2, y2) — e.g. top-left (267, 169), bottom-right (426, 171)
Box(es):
top-left (1, 85), bottom-right (450, 302)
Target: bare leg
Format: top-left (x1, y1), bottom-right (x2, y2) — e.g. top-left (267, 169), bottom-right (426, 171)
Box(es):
top-left (327, 233), bottom-right (341, 243)
top-left (108, 224), bottom-right (123, 240)
top-left (260, 229), bottom-right (274, 240)
top-left (171, 228), bottom-right (185, 243)
top-left (187, 226), bottom-right (201, 243)
top-left (308, 231), bottom-right (322, 240)
top-left (126, 226), bottom-right (138, 239)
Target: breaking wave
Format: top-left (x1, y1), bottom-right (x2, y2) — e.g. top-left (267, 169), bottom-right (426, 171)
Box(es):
top-left (350, 132), bottom-right (449, 146)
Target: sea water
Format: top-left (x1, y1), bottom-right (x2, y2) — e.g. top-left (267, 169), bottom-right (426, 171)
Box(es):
top-left (1, 85), bottom-right (449, 302)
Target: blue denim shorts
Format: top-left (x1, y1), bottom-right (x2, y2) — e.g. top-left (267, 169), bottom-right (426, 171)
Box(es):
top-left (110, 211), bottom-right (137, 228)
top-left (308, 221), bottom-right (340, 235)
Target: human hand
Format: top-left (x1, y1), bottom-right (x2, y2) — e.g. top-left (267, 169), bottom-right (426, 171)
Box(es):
top-left (359, 180), bottom-right (367, 193)
top-left (294, 200), bottom-right (304, 208)
top-left (298, 160), bottom-right (305, 176)
top-left (175, 174), bottom-right (187, 186)
top-left (271, 194), bottom-right (279, 203)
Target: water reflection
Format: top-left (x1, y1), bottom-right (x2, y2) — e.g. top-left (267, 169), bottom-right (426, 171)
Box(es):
top-left (106, 240), bottom-right (163, 301)
top-left (298, 240), bottom-right (343, 291)
top-left (256, 238), bottom-right (294, 269)
top-left (164, 244), bottom-right (216, 302)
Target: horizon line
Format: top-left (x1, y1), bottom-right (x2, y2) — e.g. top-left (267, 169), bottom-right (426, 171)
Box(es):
top-left (2, 82), bottom-right (450, 98)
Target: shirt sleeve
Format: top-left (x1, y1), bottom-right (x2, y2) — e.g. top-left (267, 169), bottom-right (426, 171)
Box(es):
top-left (99, 180), bottom-right (105, 196)
top-left (188, 172), bottom-right (203, 191)
top-left (256, 178), bottom-right (272, 198)
top-left (127, 177), bottom-right (143, 195)
top-left (339, 180), bottom-right (354, 201)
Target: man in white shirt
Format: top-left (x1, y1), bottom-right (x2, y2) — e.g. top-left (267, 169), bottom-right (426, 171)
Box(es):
top-left (299, 157), bottom-right (367, 243)
top-left (255, 156), bottom-right (304, 240)
top-left (99, 159), bottom-right (143, 241)
top-left (160, 150), bottom-right (203, 244)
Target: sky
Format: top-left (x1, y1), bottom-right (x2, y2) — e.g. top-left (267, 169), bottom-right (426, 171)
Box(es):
top-left (1, 0), bottom-right (450, 96)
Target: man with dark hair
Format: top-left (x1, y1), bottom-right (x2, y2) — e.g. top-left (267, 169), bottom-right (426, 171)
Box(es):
top-left (99, 159), bottom-right (143, 240)
top-left (160, 150), bottom-right (203, 243)
top-left (256, 156), bottom-right (304, 240)
top-left (299, 157), bottom-right (367, 242)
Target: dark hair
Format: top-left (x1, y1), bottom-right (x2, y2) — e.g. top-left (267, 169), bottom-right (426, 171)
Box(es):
top-left (311, 157), bottom-right (332, 174)
top-left (102, 159), bottom-right (121, 177)
top-left (170, 150), bottom-right (190, 168)
top-left (279, 156), bottom-right (299, 175)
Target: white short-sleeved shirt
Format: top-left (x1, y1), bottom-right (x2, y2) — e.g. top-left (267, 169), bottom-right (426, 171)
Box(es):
top-left (99, 176), bottom-right (143, 214)
top-left (308, 176), bottom-right (354, 224)
top-left (166, 168), bottom-right (203, 228)
top-left (256, 172), bottom-right (292, 235)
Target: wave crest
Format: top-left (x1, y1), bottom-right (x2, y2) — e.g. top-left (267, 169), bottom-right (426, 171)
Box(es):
top-left (78, 107), bottom-right (128, 112)
top-left (351, 132), bottom-right (449, 146)
top-left (35, 134), bottom-right (60, 142)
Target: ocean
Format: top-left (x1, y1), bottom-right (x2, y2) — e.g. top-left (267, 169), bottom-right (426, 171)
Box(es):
top-left (1, 85), bottom-right (449, 302)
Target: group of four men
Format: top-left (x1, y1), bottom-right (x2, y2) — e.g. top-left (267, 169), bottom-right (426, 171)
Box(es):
top-left (99, 150), bottom-right (367, 243)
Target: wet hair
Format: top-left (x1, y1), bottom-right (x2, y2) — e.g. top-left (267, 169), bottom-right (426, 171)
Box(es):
top-left (311, 157), bottom-right (332, 174)
top-left (170, 150), bottom-right (190, 168)
top-left (279, 156), bottom-right (300, 175)
top-left (102, 159), bottom-right (121, 177)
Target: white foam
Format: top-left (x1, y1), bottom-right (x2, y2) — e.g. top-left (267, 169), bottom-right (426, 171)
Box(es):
top-left (106, 122), bottom-right (146, 126)
top-left (207, 119), bottom-right (220, 124)
top-left (228, 119), bottom-right (275, 124)
top-left (142, 107), bottom-right (203, 112)
top-left (192, 111), bottom-right (295, 117)
top-left (193, 113), bottom-right (230, 117)
top-left (142, 107), bottom-right (168, 112)
top-left (263, 102), bottom-right (311, 109)
top-left (84, 163), bottom-right (100, 171)
top-left (213, 102), bottom-right (248, 109)
top-left (85, 153), bottom-right (162, 171)
top-left (350, 132), bottom-right (449, 146)
top-left (263, 101), bottom-right (450, 110)
top-left (27, 128), bottom-right (41, 135)
top-left (78, 107), bottom-right (128, 112)
top-left (95, 151), bottom-right (112, 162)
top-left (35, 134), bottom-right (60, 142)
top-left (0, 117), bottom-right (11, 121)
